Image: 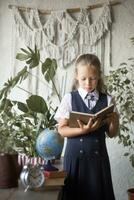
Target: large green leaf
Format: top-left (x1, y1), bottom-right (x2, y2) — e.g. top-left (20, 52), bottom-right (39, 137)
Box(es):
top-left (26, 95), bottom-right (48, 114)
top-left (42, 58), bottom-right (57, 82)
top-left (16, 46), bottom-right (40, 69)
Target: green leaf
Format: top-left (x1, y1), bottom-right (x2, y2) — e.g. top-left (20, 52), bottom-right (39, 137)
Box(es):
top-left (16, 53), bottom-right (30, 61)
top-left (0, 66), bottom-right (29, 100)
top-left (124, 152), bottom-right (129, 156)
top-left (42, 58), bottom-right (52, 74)
top-left (29, 59), bottom-right (39, 68)
top-left (26, 58), bottom-right (32, 64)
top-left (42, 58), bottom-right (57, 82)
top-left (124, 79), bottom-right (130, 84)
top-left (120, 62), bottom-right (127, 66)
top-left (20, 48), bottom-right (31, 55)
top-left (29, 45), bottom-right (40, 68)
top-left (17, 102), bottom-right (29, 113)
top-left (16, 46), bottom-right (40, 69)
top-left (14, 67), bottom-right (28, 84)
top-left (27, 46), bottom-right (34, 54)
top-left (26, 95), bottom-right (48, 114)
top-left (0, 98), bottom-right (13, 111)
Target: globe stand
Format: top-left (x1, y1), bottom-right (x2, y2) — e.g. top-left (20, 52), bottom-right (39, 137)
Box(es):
top-left (43, 160), bottom-right (58, 171)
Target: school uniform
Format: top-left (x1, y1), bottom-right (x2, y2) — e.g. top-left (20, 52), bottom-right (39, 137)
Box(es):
top-left (55, 88), bottom-right (116, 200)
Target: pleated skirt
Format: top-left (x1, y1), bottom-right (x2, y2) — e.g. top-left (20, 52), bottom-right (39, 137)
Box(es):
top-left (58, 140), bottom-right (115, 200)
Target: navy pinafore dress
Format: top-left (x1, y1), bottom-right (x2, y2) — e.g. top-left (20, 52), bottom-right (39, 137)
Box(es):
top-left (60, 91), bottom-right (115, 200)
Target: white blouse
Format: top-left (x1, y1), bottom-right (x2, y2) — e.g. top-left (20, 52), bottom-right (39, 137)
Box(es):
top-left (54, 87), bottom-right (117, 122)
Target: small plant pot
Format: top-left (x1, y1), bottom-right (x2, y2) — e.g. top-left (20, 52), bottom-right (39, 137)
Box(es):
top-left (0, 153), bottom-right (21, 188)
top-left (127, 188), bottom-right (134, 200)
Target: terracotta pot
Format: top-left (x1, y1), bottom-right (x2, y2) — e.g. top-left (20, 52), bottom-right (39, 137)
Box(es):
top-left (0, 153), bottom-right (21, 188)
top-left (127, 188), bottom-right (134, 200)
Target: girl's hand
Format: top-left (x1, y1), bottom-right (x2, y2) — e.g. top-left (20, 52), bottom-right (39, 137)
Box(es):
top-left (106, 112), bottom-right (119, 137)
top-left (77, 117), bottom-right (101, 133)
top-left (90, 118), bottom-right (102, 131)
top-left (106, 112), bottom-right (118, 126)
top-left (58, 118), bottom-right (103, 138)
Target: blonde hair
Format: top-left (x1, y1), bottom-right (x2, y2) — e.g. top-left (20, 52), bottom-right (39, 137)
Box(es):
top-left (72, 54), bottom-right (106, 92)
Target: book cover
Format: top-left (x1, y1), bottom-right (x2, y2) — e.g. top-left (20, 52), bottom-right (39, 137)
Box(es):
top-left (69, 104), bottom-right (114, 128)
top-left (44, 170), bottom-right (67, 179)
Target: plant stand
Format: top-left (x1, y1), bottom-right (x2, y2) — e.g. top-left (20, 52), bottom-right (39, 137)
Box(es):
top-left (127, 188), bottom-right (134, 200)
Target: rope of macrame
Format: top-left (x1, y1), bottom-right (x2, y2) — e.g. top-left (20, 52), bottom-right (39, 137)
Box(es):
top-left (42, 11), bottom-right (79, 48)
top-left (13, 6), bottom-right (33, 48)
top-left (88, 4), bottom-right (111, 46)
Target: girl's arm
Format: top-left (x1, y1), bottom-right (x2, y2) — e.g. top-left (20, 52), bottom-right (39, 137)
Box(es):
top-left (58, 118), bottom-right (101, 137)
top-left (106, 95), bottom-right (119, 137)
top-left (106, 112), bottom-right (119, 138)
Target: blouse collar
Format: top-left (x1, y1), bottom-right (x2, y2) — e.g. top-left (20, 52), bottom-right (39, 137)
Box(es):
top-left (78, 87), bottom-right (99, 101)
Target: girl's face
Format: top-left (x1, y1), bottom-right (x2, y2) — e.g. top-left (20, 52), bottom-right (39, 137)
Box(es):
top-left (76, 65), bottom-right (99, 92)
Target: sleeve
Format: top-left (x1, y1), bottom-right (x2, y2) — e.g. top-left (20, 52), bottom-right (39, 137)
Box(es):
top-left (54, 93), bottom-right (72, 122)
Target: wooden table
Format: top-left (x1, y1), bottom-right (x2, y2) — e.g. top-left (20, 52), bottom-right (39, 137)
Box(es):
top-left (0, 159), bottom-right (64, 200)
top-left (0, 184), bottom-right (60, 200)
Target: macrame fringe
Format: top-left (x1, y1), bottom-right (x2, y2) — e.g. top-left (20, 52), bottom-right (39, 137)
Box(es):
top-left (12, 4), bottom-right (112, 68)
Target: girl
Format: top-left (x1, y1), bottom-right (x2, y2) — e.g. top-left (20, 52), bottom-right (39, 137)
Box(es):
top-left (55, 54), bottom-right (119, 200)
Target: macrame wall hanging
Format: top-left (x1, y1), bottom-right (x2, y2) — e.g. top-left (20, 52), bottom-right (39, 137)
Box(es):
top-left (10, 3), bottom-right (113, 101)
top-left (12, 4), bottom-right (112, 69)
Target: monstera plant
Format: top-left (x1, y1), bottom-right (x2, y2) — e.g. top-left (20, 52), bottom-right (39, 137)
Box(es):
top-left (0, 45), bottom-right (62, 158)
top-left (0, 45), bottom-right (64, 187)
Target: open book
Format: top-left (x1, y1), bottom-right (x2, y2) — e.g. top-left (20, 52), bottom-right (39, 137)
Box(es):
top-left (69, 104), bottom-right (114, 128)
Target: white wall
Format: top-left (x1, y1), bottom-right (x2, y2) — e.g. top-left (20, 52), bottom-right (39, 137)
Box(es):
top-left (0, 0), bottom-right (134, 199)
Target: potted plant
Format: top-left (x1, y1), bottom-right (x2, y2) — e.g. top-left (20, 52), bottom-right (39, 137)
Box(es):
top-left (14, 46), bottom-right (64, 167)
top-left (0, 98), bottom-right (22, 188)
top-left (105, 38), bottom-right (134, 200)
top-left (0, 46), bottom-right (64, 174)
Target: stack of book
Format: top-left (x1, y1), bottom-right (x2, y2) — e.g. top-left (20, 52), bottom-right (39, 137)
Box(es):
top-left (44, 170), bottom-right (67, 187)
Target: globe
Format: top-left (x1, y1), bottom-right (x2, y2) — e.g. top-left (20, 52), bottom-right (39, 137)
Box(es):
top-left (36, 128), bottom-right (64, 170)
